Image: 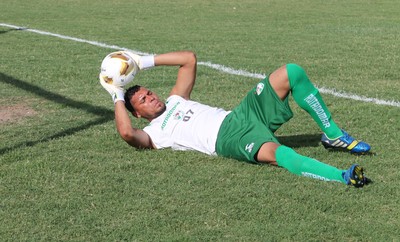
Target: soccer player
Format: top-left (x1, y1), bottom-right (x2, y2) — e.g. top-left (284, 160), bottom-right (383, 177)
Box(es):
top-left (100, 50), bottom-right (371, 188)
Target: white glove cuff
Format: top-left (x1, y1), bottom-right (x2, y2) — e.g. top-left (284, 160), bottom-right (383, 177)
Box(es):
top-left (140, 55), bottom-right (155, 70)
top-left (113, 89), bottom-right (125, 104)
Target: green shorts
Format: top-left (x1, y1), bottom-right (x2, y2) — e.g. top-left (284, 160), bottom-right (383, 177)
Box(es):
top-left (216, 77), bottom-right (293, 163)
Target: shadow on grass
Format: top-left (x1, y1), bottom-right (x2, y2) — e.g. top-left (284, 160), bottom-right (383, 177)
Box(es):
top-left (0, 72), bottom-right (112, 116)
top-left (0, 72), bottom-right (114, 155)
top-left (0, 117), bottom-right (111, 155)
top-left (0, 27), bottom-right (26, 35)
top-left (277, 133), bottom-right (322, 148)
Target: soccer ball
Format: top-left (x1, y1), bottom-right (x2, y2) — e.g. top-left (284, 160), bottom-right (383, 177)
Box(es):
top-left (99, 51), bottom-right (139, 87)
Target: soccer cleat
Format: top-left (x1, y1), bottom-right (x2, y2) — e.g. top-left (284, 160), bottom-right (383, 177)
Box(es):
top-left (342, 164), bottom-right (368, 188)
top-left (321, 130), bottom-right (371, 154)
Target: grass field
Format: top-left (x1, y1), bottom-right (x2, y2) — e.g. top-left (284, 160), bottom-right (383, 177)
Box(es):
top-left (1, 0), bottom-right (400, 241)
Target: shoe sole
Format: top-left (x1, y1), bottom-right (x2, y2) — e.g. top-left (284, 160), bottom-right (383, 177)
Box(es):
top-left (322, 142), bottom-right (370, 155)
top-left (350, 165), bottom-right (366, 188)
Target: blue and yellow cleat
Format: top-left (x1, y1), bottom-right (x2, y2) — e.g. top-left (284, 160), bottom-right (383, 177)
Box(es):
top-left (342, 164), bottom-right (369, 188)
top-left (321, 130), bottom-right (371, 154)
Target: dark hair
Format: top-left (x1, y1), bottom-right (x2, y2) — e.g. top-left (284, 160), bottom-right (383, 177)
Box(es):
top-left (124, 85), bottom-right (142, 112)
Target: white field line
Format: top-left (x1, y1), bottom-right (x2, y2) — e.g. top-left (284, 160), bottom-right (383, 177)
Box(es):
top-left (2, 23), bottom-right (399, 108)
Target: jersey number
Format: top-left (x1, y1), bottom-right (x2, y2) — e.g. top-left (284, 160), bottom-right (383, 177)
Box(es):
top-left (183, 109), bottom-right (194, 122)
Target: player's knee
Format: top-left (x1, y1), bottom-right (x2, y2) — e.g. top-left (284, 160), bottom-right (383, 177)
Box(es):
top-left (286, 63), bottom-right (308, 88)
top-left (255, 142), bottom-right (279, 165)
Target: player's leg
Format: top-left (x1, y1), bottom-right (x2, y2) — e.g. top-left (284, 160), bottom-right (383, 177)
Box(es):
top-left (269, 64), bottom-right (370, 153)
top-left (269, 64), bottom-right (342, 139)
top-left (256, 142), bottom-right (368, 187)
top-left (268, 65), bottom-right (291, 101)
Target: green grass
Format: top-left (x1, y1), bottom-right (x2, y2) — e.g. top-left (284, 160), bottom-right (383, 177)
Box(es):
top-left (1, 0), bottom-right (400, 240)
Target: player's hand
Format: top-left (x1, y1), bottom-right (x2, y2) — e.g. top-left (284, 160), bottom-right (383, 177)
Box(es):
top-left (124, 51), bottom-right (142, 69)
top-left (99, 76), bottom-right (125, 104)
top-left (125, 51), bottom-right (155, 70)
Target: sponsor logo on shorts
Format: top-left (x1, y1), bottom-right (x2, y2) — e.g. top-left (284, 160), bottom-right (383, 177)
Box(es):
top-left (245, 142), bottom-right (255, 153)
top-left (255, 83), bottom-right (264, 95)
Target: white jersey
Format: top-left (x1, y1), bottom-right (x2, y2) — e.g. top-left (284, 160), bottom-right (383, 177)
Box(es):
top-left (143, 95), bottom-right (229, 155)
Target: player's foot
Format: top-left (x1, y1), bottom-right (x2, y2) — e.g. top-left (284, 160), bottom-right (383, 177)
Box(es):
top-left (321, 130), bottom-right (371, 154)
top-left (342, 164), bottom-right (369, 188)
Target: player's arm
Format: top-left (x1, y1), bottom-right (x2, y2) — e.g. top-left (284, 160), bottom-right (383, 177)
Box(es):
top-left (114, 101), bottom-right (154, 149)
top-left (100, 79), bottom-right (155, 149)
top-left (154, 51), bottom-right (197, 100)
top-left (127, 50), bottom-right (197, 99)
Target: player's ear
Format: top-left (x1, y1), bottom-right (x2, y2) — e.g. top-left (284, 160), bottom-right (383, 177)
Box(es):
top-left (132, 111), bottom-right (141, 118)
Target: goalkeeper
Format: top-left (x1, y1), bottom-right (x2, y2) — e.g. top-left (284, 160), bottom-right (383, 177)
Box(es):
top-left (100, 50), bottom-right (371, 188)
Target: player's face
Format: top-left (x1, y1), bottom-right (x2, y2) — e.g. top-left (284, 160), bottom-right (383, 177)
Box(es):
top-left (130, 87), bottom-right (166, 120)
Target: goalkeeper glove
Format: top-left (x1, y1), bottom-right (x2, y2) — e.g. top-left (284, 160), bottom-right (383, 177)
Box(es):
top-left (99, 74), bottom-right (125, 104)
top-left (124, 51), bottom-right (155, 70)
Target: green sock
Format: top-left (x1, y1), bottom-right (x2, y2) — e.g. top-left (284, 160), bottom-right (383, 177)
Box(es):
top-left (286, 63), bottom-right (342, 139)
top-left (276, 145), bottom-right (346, 183)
